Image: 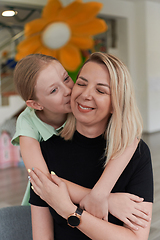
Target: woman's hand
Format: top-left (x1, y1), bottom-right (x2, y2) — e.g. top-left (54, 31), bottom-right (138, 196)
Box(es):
top-left (28, 168), bottom-right (76, 219)
top-left (108, 193), bottom-right (151, 230)
top-left (80, 189), bottom-right (108, 221)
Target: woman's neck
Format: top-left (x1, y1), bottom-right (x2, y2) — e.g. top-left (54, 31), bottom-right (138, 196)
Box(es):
top-left (76, 122), bottom-right (105, 138)
top-left (36, 110), bottom-right (67, 129)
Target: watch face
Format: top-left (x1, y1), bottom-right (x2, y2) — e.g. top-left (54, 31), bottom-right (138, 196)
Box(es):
top-left (68, 215), bottom-right (80, 227)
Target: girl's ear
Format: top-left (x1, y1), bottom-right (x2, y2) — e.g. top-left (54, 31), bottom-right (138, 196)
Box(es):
top-left (26, 100), bottom-right (43, 111)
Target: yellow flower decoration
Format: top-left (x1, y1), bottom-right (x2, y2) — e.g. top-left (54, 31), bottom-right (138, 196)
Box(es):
top-left (15, 0), bottom-right (107, 71)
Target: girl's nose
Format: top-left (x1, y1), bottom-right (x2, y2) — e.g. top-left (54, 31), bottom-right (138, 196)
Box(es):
top-left (63, 84), bottom-right (72, 96)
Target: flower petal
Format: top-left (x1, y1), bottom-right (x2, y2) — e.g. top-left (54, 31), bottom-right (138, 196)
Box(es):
top-left (15, 50), bottom-right (35, 61)
top-left (56, 0), bottom-right (83, 21)
top-left (71, 19), bottom-right (107, 36)
top-left (70, 36), bottom-right (94, 50)
top-left (42, 0), bottom-right (62, 21)
top-left (15, 39), bottom-right (41, 61)
top-left (25, 19), bottom-right (48, 37)
top-left (59, 44), bottom-right (82, 71)
top-left (66, 2), bottom-right (103, 26)
top-left (36, 46), bottom-right (58, 58)
top-left (48, 50), bottom-right (58, 59)
top-left (17, 35), bottom-right (41, 52)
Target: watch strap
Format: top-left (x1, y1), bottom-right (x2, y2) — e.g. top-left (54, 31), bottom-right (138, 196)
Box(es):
top-left (75, 207), bottom-right (83, 216)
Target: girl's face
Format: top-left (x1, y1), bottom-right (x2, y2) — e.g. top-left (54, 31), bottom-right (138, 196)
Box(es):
top-left (35, 61), bottom-right (74, 114)
top-left (71, 61), bottom-right (112, 135)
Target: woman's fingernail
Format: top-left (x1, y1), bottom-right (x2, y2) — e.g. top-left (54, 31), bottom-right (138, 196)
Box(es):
top-left (28, 176), bottom-right (31, 180)
top-left (51, 171), bottom-right (56, 175)
top-left (32, 168), bottom-right (34, 171)
top-left (28, 169), bottom-right (31, 173)
top-left (31, 186), bottom-right (34, 190)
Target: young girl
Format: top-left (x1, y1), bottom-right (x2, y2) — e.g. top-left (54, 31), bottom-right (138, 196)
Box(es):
top-left (12, 54), bottom-right (144, 228)
top-left (12, 53), bottom-right (74, 203)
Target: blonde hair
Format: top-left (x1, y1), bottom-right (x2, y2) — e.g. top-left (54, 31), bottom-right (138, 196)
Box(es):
top-left (61, 52), bottom-right (143, 166)
top-left (61, 113), bottom-right (76, 139)
top-left (13, 54), bottom-right (58, 101)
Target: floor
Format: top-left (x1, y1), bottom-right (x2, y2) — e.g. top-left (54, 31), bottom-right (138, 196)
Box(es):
top-left (0, 132), bottom-right (159, 239)
top-left (0, 166), bottom-right (28, 208)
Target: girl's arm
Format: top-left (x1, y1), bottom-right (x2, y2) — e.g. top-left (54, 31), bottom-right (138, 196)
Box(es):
top-left (61, 178), bottom-right (90, 203)
top-left (80, 138), bottom-right (139, 220)
top-left (29, 171), bottom-right (152, 240)
top-left (77, 202), bottom-right (152, 240)
top-left (20, 136), bottom-right (51, 179)
top-left (29, 168), bottom-right (150, 230)
top-left (31, 205), bottom-right (54, 240)
top-left (62, 179), bottom-right (150, 230)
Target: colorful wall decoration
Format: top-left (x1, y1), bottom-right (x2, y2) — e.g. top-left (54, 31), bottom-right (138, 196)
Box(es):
top-left (15, 0), bottom-right (107, 80)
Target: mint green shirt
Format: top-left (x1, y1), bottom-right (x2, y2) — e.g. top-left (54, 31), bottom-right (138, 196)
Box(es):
top-left (11, 107), bottom-right (66, 206)
top-left (12, 107), bottom-right (65, 145)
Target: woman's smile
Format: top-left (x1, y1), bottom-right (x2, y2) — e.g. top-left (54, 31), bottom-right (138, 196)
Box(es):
top-left (77, 103), bottom-right (95, 113)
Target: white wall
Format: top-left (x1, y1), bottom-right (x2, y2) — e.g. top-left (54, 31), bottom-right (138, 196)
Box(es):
top-left (146, 1), bottom-right (160, 132)
top-left (0, 96), bottom-right (25, 126)
top-left (134, 1), bottom-right (149, 131)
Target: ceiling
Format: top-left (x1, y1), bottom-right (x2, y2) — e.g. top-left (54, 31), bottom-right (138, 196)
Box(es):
top-left (0, 4), bottom-right (41, 28)
top-left (0, 3), bottom-right (42, 49)
top-left (1, 0), bottom-right (160, 28)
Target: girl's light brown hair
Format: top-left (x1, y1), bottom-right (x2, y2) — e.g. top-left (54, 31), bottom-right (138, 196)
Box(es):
top-left (13, 54), bottom-right (58, 101)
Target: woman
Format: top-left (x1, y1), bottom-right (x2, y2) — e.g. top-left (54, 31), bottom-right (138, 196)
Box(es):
top-left (29, 52), bottom-right (153, 240)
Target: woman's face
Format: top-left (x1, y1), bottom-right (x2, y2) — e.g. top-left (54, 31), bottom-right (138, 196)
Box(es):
top-left (71, 61), bottom-right (112, 135)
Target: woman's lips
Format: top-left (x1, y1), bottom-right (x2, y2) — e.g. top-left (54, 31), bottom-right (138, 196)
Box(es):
top-left (77, 103), bottom-right (94, 113)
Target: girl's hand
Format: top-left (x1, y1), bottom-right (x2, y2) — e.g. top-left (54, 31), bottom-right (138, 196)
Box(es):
top-left (108, 193), bottom-right (151, 230)
top-left (28, 168), bottom-right (76, 219)
top-left (80, 189), bottom-right (108, 220)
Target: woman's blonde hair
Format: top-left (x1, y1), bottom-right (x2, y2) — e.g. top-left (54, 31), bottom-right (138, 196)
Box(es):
top-left (61, 52), bottom-right (143, 166)
top-left (13, 54), bottom-right (58, 101)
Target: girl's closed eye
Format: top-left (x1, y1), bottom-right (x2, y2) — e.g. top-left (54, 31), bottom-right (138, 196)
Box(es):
top-left (64, 75), bottom-right (70, 82)
top-left (50, 88), bottom-right (57, 94)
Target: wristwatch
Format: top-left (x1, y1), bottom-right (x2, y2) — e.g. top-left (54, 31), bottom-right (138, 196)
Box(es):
top-left (67, 207), bottom-right (83, 228)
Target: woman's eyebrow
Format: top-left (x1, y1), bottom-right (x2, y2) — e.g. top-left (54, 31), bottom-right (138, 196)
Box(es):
top-left (79, 76), bottom-right (88, 82)
top-left (79, 76), bottom-right (110, 89)
top-left (97, 83), bottom-right (110, 89)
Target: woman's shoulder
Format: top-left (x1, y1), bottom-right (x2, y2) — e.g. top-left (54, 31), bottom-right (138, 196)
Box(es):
top-left (131, 139), bottom-right (152, 167)
top-left (138, 139), bottom-right (151, 157)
